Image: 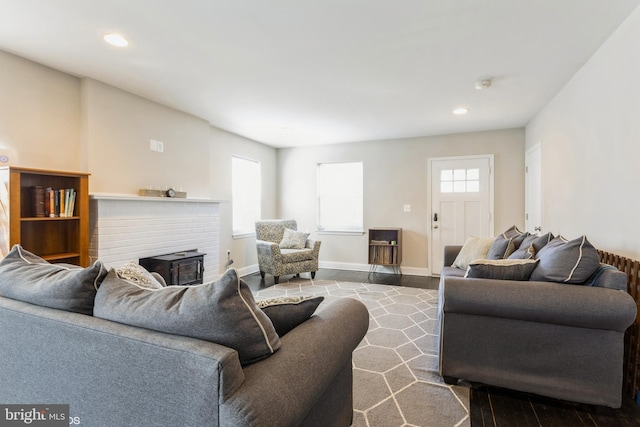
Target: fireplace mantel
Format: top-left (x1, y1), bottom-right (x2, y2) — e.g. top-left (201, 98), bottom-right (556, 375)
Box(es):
top-left (90, 193), bottom-right (226, 204)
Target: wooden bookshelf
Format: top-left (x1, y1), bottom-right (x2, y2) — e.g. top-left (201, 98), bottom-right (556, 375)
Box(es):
top-left (0, 167), bottom-right (90, 266)
top-left (368, 227), bottom-right (402, 274)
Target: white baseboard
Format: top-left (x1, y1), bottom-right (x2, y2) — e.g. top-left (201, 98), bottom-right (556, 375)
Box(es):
top-left (319, 261), bottom-right (431, 277)
top-left (236, 262), bottom-right (431, 278)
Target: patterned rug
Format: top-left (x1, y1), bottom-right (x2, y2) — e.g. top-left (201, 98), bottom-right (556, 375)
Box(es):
top-left (253, 277), bottom-right (470, 427)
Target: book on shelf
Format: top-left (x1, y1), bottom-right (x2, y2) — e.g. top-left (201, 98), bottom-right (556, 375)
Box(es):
top-left (31, 186), bottom-right (45, 217)
top-left (369, 245), bottom-right (397, 265)
top-left (45, 187), bottom-right (76, 217)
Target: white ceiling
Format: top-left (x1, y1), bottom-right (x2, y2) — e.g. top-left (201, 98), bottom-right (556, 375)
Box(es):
top-left (1, 0), bottom-right (638, 148)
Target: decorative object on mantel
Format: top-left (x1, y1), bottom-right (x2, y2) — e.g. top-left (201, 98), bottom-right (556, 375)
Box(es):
top-left (139, 188), bottom-right (186, 198)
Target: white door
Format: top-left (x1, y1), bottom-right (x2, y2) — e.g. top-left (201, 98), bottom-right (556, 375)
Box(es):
top-left (429, 156), bottom-right (493, 275)
top-left (525, 144), bottom-right (542, 234)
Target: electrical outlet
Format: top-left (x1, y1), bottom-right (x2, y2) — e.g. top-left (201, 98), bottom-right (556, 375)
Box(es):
top-left (149, 139), bottom-right (164, 152)
top-left (226, 249), bottom-right (231, 257)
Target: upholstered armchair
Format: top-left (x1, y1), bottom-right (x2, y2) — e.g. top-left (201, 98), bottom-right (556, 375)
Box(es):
top-left (255, 219), bottom-right (321, 284)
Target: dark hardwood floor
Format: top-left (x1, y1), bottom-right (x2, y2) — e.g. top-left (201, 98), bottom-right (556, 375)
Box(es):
top-left (243, 268), bottom-right (640, 427)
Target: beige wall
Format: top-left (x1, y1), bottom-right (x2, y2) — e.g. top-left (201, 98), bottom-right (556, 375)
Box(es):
top-left (526, 6), bottom-right (640, 259)
top-left (0, 51), bottom-right (81, 171)
top-left (278, 128), bottom-right (525, 274)
top-left (0, 50), bottom-right (277, 273)
top-left (209, 126), bottom-right (277, 272)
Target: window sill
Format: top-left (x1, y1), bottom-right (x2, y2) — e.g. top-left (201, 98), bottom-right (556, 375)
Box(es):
top-left (232, 232), bottom-right (256, 239)
top-left (316, 230), bottom-right (365, 236)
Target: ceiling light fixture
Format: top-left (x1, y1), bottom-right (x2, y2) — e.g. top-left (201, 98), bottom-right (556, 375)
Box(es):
top-left (103, 33), bottom-right (129, 47)
top-left (453, 107), bottom-right (468, 115)
top-left (475, 79), bottom-right (492, 90)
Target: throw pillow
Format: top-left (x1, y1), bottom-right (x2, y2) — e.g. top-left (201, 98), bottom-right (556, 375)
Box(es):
top-left (279, 228), bottom-right (310, 249)
top-left (502, 225), bottom-right (524, 239)
top-left (465, 259), bottom-right (539, 281)
top-left (487, 227), bottom-right (528, 259)
top-left (94, 268), bottom-right (281, 365)
top-left (451, 236), bottom-right (494, 270)
top-left (508, 233), bottom-right (554, 259)
top-left (256, 296), bottom-right (324, 336)
top-left (529, 235), bottom-right (600, 284)
top-left (116, 261), bottom-right (164, 289)
top-left (0, 245), bottom-right (107, 315)
top-left (531, 232), bottom-right (554, 252)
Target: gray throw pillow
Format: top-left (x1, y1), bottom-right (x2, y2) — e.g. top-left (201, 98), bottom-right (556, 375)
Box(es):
top-left (487, 227), bottom-right (528, 259)
top-left (0, 245), bottom-right (107, 315)
top-left (257, 296), bottom-right (324, 336)
top-left (508, 232), bottom-right (554, 259)
top-left (94, 268), bottom-right (281, 365)
top-left (465, 259), bottom-right (539, 281)
top-left (529, 235), bottom-right (600, 284)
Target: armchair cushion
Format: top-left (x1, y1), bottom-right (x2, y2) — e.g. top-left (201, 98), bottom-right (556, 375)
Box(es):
top-left (281, 249), bottom-right (315, 263)
top-left (279, 228), bottom-right (310, 249)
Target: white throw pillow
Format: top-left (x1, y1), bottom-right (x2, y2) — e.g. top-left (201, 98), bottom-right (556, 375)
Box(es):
top-left (451, 236), bottom-right (494, 270)
top-left (279, 228), bottom-right (310, 249)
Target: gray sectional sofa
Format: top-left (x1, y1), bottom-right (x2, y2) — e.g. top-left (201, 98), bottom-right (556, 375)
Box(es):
top-left (438, 242), bottom-right (637, 408)
top-left (0, 245), bottom-right (369, 427)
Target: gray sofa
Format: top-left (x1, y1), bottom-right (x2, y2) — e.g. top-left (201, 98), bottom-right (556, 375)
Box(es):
top-left (0, 285), bottom-right (368, 426)
top-left (438, 244), bottom-right (637, 408)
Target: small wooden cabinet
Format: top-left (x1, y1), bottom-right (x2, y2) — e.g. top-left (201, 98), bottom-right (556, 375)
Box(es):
top-left (0, 167), bottom-right (90, 266)
top-left (368, 227), bottom-right (402, 274)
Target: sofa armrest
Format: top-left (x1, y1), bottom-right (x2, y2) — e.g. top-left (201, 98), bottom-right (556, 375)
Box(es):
top-left (0, 297), bottom-right (244, 427)
top-left (444, 245), bottom-right (463, 267)
top-left (441, 276), bottom-right (636, 332)
top-left (220, 298), bottom-right (369, 427)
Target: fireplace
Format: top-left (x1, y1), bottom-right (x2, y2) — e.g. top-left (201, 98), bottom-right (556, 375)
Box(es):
top-left (139, 250), bottom-right (205, 286)
top-left (89, 194), bottom-right (221, 283)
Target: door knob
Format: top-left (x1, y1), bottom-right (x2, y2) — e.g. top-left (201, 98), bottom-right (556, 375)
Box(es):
top-left (534, 226), bottom-right (542, 232)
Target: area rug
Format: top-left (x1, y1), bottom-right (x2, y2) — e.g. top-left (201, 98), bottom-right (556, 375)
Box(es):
top-left (253, 277), bottom-right (470, 427)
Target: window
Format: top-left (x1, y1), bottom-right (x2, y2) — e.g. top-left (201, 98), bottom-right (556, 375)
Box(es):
top-left (317, 162), bottom-right (363, 233)
top-left (232, 156), bottom-right (261, 236)
top-left (440, 168), bottom-right (480, 193)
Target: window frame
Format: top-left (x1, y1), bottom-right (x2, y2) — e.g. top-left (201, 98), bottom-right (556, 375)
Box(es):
top-left (316, 161), bottom-right (364, 235)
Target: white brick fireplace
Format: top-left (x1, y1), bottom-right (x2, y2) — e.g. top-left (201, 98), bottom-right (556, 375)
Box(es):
top-left (89, 195), bottom-right (221, 283)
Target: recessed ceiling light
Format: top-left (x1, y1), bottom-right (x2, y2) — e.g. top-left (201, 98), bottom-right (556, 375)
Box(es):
top-left (453, 107), bottom-right (468, 115)
top-left (103, 33), bottom-right (129, 47)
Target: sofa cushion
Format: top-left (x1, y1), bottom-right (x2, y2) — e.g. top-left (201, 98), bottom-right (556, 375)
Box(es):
top-left (487, 227), bottom-right (528, 259)
top-left (279, 228), bottom-right (310, 249)
top-left (116, 261), bottom-right (164, 289)
top-left (530, 235), bottom-right (600, 284)
top-left (256, 296), bottom-right (324, 336)
top-left (94, 268), bottom-right (281, 365)
top-left (0, 245), bottom-right (107, 315)
top-left (465, 259), bottom-right (539, 281)
top-left (451, 236), bottom-right (494, 270)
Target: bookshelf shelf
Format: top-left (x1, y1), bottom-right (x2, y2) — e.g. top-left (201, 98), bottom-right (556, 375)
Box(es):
top-left (368, 227), bottom-right (402, 274)
top-left (0, 167), bottom-right (90, 266)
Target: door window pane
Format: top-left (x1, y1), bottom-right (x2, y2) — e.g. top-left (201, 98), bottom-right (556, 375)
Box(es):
top-left (440, 168), bottom-right (480, 193)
